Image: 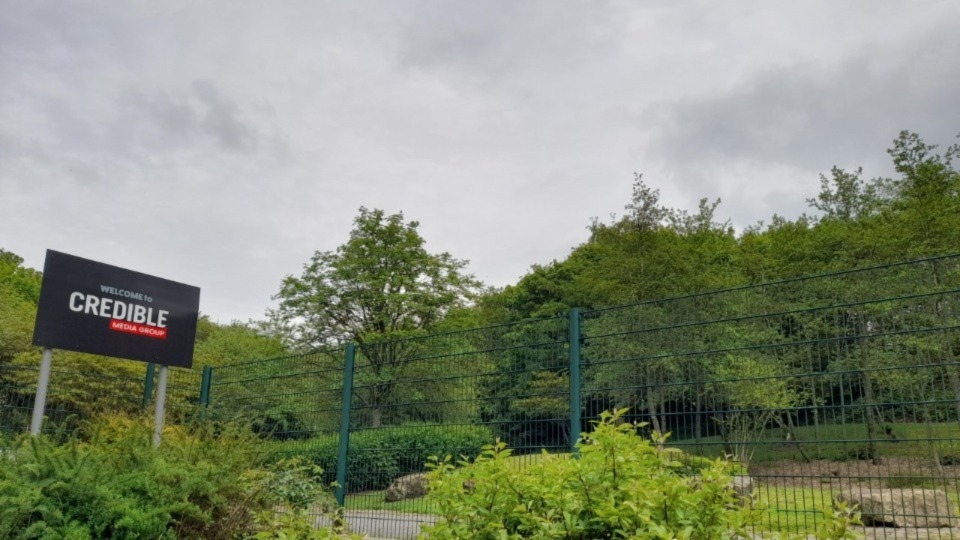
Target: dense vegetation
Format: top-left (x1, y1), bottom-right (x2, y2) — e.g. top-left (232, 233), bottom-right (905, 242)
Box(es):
top-left (3, 129), bottom-right (958, 441)
top-left (422, 410), bottom-right (860, 540)
top-left (0, 130), bottom-right (958, 537)
top-left (272, 424), bottom-right (494, 491)
top-left (479, 130), bottom-right (959, 321)
top-left (0, 416), bottom-right (356, 539)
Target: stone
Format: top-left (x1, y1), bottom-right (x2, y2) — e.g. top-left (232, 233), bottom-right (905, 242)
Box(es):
top-left (384, 473), bottom-right (429, 502)
top-left (731, 475), bottom-right (754, 503)
top-left (834, 488), bottom-right (958, 528)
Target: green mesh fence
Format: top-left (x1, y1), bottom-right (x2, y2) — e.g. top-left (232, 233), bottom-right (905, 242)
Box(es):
top-left (207, 254), bottom-right (960, 538)
top-left (581, 254), bottom-right (960, 535)
top-left (0, 360), bottom-right (203, 435)
top-left (207, 347), bottom-right (347, 442)
top-left (6, 255), bottom-right (956, 537)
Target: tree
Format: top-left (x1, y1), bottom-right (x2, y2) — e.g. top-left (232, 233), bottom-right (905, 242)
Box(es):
top-left (807, 166), bottom-right (880, 222)
top-left (271, 207), bottom-right (482, 426)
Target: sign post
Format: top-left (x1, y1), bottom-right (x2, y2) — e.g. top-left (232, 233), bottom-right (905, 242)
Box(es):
top-left (29, 348), bottom-right (53, 435)
top-left (31, 250), bottom-right (200, 441)
top-left (153, 365), bottom-right (169, 447)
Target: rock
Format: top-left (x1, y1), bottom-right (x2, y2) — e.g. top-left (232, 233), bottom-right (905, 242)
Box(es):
top-left (834, 488), bottom-right (958, 528)
top-left (384, 473), bottom-right (429, 502)
top-left (690, 475), bottom-right (754, 505)
top-left (731, 475), bottom-right (754, 503)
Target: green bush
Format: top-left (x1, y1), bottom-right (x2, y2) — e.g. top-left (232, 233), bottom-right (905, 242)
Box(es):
top-left (273, 423), bottom-right (495, 491)
top-left (0, 416), bottom-right (346, 539)
top-left (421, 410), bottom-right (860, 540)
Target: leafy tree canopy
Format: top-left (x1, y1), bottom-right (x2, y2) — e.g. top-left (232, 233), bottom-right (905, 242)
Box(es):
top-left (270, 207), bottom-right (482, 349)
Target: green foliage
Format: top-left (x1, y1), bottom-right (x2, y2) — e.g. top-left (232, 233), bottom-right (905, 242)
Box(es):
top-left (813, 501), bottom-right (862, 540)
top-left (422, 410), bottom-right (859, 540)
top-left (10, 350), bottom-right (148, 417)
top-left (270, 207), bottom-right (483, 427)
top-left (0, 416), bottom-right (342, 539)
top-left (194, 317), bottom-right (288, 368)
top-left (0, 250), bottom-right (41, 366)
top-left (273, 423), bottom-right (494, 491)
top-left (271, 207), bottom-right (482, 349)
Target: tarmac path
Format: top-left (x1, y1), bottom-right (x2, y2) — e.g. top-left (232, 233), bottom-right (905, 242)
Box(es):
top-left (313, 509), bottom-right (438, 540)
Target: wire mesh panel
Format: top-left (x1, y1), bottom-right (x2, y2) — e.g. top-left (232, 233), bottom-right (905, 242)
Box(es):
top-left (0, 359), bottom-right (202, 435)
top-left (581, 254), bottom-right (960, 536)
top-left (207, 348), bottom-right (346, 475)
top-left (0, 364), bottom-right (39, 433)
top-left (196, 254), bottom-right (960, 538)
top-left (343, 316), bottom-right (569, 539)
top-left (159, 365), bottom-right (204, 422)
top-left (209, 348), bottom-right (346, 435)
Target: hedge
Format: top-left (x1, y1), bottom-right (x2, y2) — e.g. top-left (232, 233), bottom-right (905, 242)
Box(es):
top-left (270, 423), bottom-right (495, 491)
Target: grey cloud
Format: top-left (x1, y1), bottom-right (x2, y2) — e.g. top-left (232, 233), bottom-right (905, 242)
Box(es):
top-left (4, 1), bottom-right (960, 324)
top-left (646, 22), bottom-right (960, 195)
top-left (192, 81), bottom-right (259, 153)
top-left (119, 82), bottom-right (259, 154)
top-left (395, 1), bottom-right (628, 85)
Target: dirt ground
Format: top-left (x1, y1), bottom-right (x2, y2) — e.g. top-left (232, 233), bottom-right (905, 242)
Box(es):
top-left (748, 457), bottom-right (960, 539)
top-left (749, 456), bottom-right (960, 490)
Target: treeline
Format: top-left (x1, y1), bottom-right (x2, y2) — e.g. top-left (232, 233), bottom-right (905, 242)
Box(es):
top-left (476, 130), bottom-right (960, 324)
top-left (2, 130), bottom-right (959, 455)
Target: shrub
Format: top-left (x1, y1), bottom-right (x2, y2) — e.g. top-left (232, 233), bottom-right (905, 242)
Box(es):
top-left (274, 423), bottom-right (494, 491)
top-left (252, 411), bottom-right (313, 441)
top-left (0, 415), bottom-right (347, 539)
top-left (421, 409), bottom-right (859, 540)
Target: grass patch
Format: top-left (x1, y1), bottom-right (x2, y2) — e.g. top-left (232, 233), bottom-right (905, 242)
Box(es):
top-left (345, 490), bottom-right (441, 514)
top-left (754, 485), bottom-right (838, 536)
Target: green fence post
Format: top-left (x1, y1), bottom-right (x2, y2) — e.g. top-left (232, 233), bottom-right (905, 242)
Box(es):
top-left (569, 308), bottom-right (582, 455)
top-left (335, 343), bottom-right (356, 507)
top-left (199, 366), bottom-right (212, 419)
top-left (142, 363), bottom-right (156, 410)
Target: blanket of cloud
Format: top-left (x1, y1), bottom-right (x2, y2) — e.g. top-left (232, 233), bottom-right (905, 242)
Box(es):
top-left (2, 1), bottom-right (959, 323)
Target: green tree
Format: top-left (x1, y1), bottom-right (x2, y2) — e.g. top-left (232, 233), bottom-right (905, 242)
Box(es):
top-left (271, 207), bottom-right (481, 426)
top-left (0, 250), bottom-right (42, 365)
top-left (807, 166), bottom-right (880, 222)
top-left (193, 317), bottom-right (287, 368)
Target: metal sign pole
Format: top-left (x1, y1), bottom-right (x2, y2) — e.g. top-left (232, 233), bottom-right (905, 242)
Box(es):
top-left (30, 347), bottom-right (54, 435)
top-left (153, 364), bottom-right (169, 447)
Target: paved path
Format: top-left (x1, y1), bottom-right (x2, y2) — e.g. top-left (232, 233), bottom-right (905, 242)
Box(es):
top-left (318, 511), bottom-right (960, 540)
top-left (313, 510), bottom-right (437, 540)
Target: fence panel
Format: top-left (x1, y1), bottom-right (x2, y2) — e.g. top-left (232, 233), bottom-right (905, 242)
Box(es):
top-left (342, 316), bottom-right (569, 538)
top-left (0, 358), bottom-right (202, 435)
top-left (581, 254), bottom-right (960, 535)
top-left (200, 254), bottom-right (960, 538)
top-left (206, 347), bottom-right (347, 473)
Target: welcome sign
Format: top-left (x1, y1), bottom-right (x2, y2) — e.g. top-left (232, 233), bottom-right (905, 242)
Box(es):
top-left (32, 250), bottom-right (201, 368)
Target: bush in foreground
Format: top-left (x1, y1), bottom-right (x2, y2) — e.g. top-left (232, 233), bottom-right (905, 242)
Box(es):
top-left (0, 416), bottom-right (355, 539)
top-left (273, 423), bottom-right (494, 490)
top-left (422, 409), bottom-right (860, 540)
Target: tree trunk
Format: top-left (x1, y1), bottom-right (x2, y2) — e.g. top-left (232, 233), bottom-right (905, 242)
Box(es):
top-left (371, 408), bottom-right (383, 428)
top-left (646, 389), bottom-right (663, 434)
top-left (858, 317), bottom-right (881, 465)
top-left (694, 387), bottom-right (703, 454)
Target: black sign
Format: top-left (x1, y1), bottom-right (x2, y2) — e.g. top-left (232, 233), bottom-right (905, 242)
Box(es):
top-left (32, 250), bottom-right (201, 368)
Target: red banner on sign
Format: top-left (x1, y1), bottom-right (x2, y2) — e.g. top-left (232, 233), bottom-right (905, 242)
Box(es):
top-left (109, 319), bottom-right (168, 340)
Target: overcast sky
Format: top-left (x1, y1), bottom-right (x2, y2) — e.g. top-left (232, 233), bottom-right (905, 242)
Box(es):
top-left (2, 1), bottom-right (959, 323)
